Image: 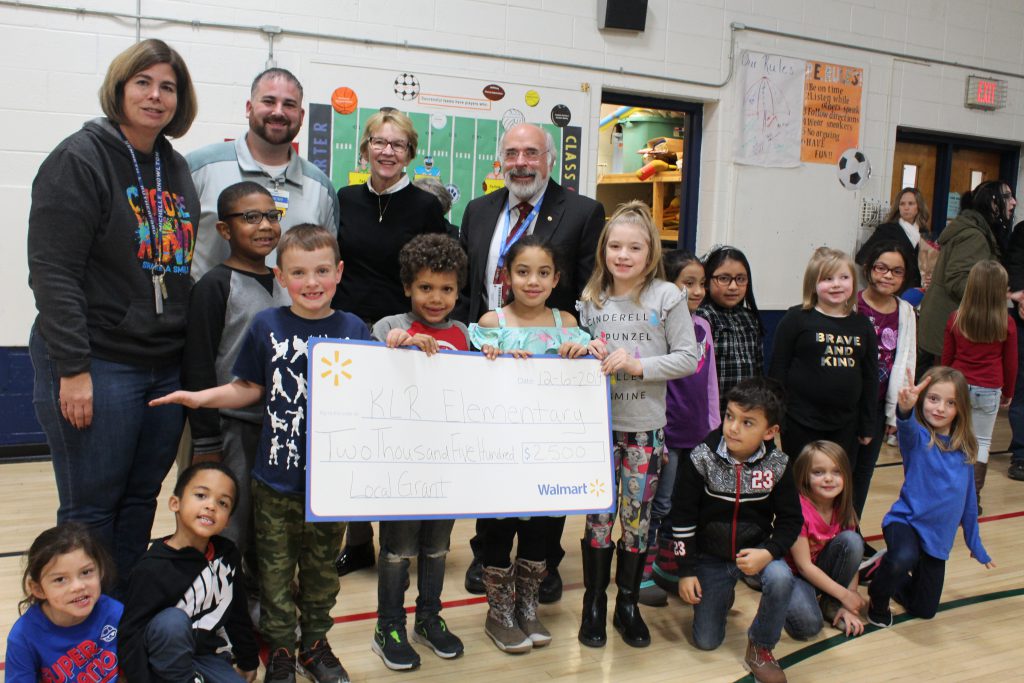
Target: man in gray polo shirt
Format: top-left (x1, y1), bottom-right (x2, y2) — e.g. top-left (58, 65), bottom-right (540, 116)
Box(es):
top-left (188, 67), bottom-right (338, 278)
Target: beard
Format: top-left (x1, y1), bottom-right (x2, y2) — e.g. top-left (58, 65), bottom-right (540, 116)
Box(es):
top-left (503, 167), bottom-right (548, 201)
top-left (250, 114), bottom-right (301, 146)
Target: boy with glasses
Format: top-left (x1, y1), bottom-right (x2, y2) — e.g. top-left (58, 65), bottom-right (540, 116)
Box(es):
top-left (182, 181), bottom-right (291, 584)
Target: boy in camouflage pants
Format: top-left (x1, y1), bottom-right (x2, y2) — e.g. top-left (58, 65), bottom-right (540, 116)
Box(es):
top-left (157, 226), bottom-right (370, 682)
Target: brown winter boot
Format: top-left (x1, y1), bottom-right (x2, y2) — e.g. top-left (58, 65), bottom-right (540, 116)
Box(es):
top-left (514, 557), bottom-right (551, 647)
top-left (482, 565), bottom-right (532, 653)
top-left (974, 461), bottom-right (988, 516)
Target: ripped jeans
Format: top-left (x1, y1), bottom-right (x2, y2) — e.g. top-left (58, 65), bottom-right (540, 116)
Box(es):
top-left (377, 519), bottom-right (456, 626)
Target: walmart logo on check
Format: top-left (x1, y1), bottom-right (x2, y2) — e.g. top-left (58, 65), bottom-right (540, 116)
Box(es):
top-left (537, 481), bottom-right (604, 496)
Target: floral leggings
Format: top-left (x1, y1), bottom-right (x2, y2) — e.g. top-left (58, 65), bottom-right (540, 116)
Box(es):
top-left (584, 428), bottom-right (663, 553)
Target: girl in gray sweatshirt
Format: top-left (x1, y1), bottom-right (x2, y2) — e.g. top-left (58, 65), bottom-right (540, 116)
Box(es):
top-left (575, 200), bottom-right (698, 650)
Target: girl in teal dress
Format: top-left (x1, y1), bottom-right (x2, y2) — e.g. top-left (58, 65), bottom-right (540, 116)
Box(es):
top-left (468, 236), bottom-right (591, 654)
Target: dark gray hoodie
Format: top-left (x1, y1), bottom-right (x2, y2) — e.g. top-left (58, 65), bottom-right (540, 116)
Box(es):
top-left (28, 118), bottom-right (199, 374)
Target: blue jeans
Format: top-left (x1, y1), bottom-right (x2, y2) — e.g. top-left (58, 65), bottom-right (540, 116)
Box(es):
top-left (377, 519), bottom-right (455, 625)
top-left (691, 556), bottom-right (794, 650)
top-left (868, 521), bottom-right (946, 619)
top-left (145, 608), bottom-right (245, 681)
top-left (784, 530), bottom-right (864, 639)
top-left (29, 326), bottom-right (184, 591)
top-left (1009, 314), bottom-right (1024, 465)
top-left (969, 385), bottom-right (1001, 464)
top-left (647, 446), bottom-right (684, 548)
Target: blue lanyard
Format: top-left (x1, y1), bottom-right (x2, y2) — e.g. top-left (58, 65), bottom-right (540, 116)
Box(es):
top-left (118, 130), bottom-right (164, 271)
top-left (497, 194), bottom-right (544, 267)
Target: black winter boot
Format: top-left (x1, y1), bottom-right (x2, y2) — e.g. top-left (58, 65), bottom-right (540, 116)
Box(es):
top-left (578, 540), bottom-right (613, 647)
top-left (612, 543), bottom-right (651, 647)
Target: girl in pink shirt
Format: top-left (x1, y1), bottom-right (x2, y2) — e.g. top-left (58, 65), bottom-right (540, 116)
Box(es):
top-left (784, 441), bottom-right (867, 638)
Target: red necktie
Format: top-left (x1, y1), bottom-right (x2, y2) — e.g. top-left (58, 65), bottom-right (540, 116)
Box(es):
top-left (491, 202), bottom-right (533, 305)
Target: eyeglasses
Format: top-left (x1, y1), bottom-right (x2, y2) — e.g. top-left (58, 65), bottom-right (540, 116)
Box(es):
top-left (1001, 192), bottom-right (1015, 199)
top-left (872, 263), bottom-right (906, 278)
top-left (368, 137), bottom-right (409, 153)
top-left (502, 148), bottom-right (546, 162)
top-left (711, 274), bottom-right (748, 287)
top-left (223, 209), bottom-right (283, 224)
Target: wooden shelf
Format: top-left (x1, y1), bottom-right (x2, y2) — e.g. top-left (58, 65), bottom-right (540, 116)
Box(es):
top-left (597, 171), bottom-right (681, 242)
top-left (597, 171), bottom-right (681, 185)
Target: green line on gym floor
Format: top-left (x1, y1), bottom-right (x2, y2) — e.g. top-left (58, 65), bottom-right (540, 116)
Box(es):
top-left (733, 587), bottom-right (1024, 682)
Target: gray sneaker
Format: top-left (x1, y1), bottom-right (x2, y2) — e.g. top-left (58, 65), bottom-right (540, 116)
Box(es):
top-left (297, 639), bottom-right (350, 682)
top-left (371, 623), bottom-right (421, 671)
top-left (413, 615), bottom-right (464, 659)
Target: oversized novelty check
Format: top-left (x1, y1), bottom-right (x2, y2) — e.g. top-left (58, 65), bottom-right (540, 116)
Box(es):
top-left (306, 340), bottom-right (614, 521)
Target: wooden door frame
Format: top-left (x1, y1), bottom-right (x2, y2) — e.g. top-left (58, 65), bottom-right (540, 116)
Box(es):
top-left (896, 127), bottom-right (1020, 235)
top-left (602, 90), bottom-right (703, 251)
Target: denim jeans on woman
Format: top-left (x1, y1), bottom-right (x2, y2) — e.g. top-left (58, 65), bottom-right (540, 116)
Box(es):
top-left (29, 325), bottom-right (184, 592)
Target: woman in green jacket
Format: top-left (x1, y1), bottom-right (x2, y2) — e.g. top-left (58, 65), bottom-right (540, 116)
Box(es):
top-left (918, 180), bottom-right (1014, 365)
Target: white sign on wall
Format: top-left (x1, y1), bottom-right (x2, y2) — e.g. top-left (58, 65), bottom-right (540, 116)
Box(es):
top-left (736, 51), bottom-right (806, 168)
top-left (306, 341), bottom-right (615, 521)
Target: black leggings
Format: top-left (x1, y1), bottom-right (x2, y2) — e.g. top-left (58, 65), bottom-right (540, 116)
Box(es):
top-left (478, 517), bottom-right (548, 567)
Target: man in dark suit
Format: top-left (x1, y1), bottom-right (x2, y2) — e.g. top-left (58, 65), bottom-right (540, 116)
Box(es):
top-left (457, 122), bottom-right (605, 602)
top-left (457, 123), bottom-right (604, 323)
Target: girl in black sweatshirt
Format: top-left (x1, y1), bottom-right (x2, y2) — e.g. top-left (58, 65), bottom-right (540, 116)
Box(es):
top-left (769, 247), bottom-right (879, 462)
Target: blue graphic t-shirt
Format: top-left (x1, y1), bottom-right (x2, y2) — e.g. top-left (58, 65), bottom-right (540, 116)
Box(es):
top-left (5, 594), bottom-right (122, 683)
top-left (233, 306), bottom-right (371, 495)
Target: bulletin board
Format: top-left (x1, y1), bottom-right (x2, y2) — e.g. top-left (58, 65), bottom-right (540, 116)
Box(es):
top-left (303, 60), bottom-right (592, 226)
top-left (305, 340), bottom-right (615, 522)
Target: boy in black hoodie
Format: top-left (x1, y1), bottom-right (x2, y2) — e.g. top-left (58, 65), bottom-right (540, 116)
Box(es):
top-left (670, 377), bottom-right (801, 683)
top-left (120, 462), bottom-right (258, 681)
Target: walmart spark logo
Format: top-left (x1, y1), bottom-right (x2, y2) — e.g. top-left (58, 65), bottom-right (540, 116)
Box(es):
top-left (320, 351), bottom-right (353, 386)
top-left (537, 480), bottom-right (606, 496)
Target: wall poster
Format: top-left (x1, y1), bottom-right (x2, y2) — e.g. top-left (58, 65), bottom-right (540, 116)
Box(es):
top-left (800, 61), bottom-right (863, 165)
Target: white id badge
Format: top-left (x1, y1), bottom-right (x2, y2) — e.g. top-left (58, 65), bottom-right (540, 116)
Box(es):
top-left (488, 283), bottom-right (504, 310)
top-left (271, 188), bottom-right (290, 217)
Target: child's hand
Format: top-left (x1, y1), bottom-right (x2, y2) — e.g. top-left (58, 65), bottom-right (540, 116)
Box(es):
top-left (679, 576), bottom-right (702, 604)
top-left (407, 333), bottom-right (440, 356)
top-left (833, 607), bottom-right (864, 636)
top-left (841, 587), bottom-right (866, 614)
top-left (857, 435), bottom-right (872, 445)
top-left (558, 341), bottom-right (587, 358)
top-left (735, 548), bottom-right (772, 576)
top-left (385, 328), bottom-right (412, 348)
top-left (897, 368), bottom-right (931, 413)
top-left (481, 344), bottom-right (500, 360)
top-left (237, 667), bottom-right (257, 683)
top-left (509, 349), bottom-right (533, 359)
top-left (587, 338), bottom-right (608, 359)
top-left (1001, 394), bottom-right (1012, 409)
top-left (600, 348), bottom-right (643, 377)
top-left (149, 391), bottom-right (202, 409)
